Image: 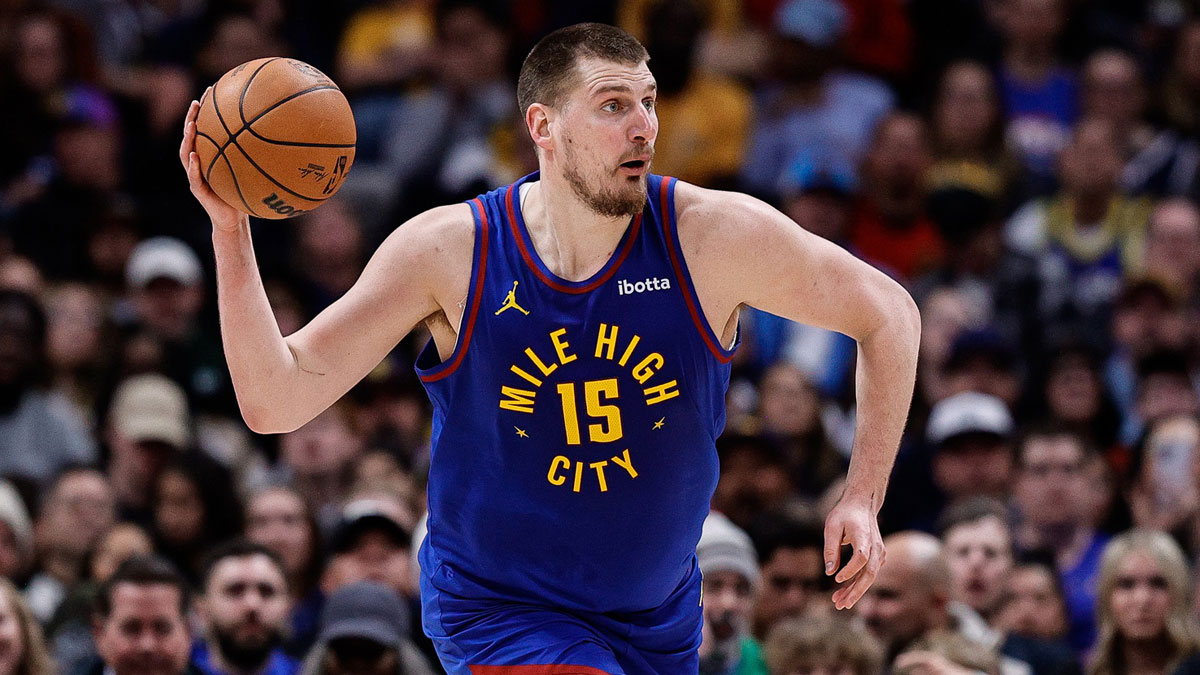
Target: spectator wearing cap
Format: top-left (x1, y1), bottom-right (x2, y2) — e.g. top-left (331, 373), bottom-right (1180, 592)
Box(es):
top-left (740, 0), bottom-right (893, 202)
top-left (122, 236), bottom-right (234, 418)
top-left (193, 541), bottom-right (296, 675)
top-left (888, 391), bottom-right (1016, 534)
top-left (748, 512), bottom-right (828, 640)
top-left (696, 512), bottom-right (768, 675)
top-left (1005, 118), bottom-right (1151, 351)
top-left (89, 556), bottom-right (198, 675)
top-left (299, 581), bottom-right (434, 675)
top-left (0, 290), bottom-right (96, 490)
top-left (1013, 426), bottom-right (1108, 653)
top-left (321, 501), bottom-right (413, 600)
top-left (105, 373), bottom-right (191, 524)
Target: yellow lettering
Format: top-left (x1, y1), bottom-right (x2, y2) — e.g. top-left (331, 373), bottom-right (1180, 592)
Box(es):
top-left (632, 353), bottom-right (664, 384)
top-left (590, 461), bottom-right (610, 492)
top-left (573, 461), bottom-right (583, 493)
top-left (611, 449), bottom-right (638, 478)
top-left (595, 323), bottom-right (618, 360)
top-left (547, 456), bottom-right (569, 486)
top-left (550, 328), bottom-right (577, 364)
top-left (644, 380), bottom-right (681, 405)
top-left (585, 379), bottom-right (623, 443)
top-left (499, 386), bottom-right (536, 413)
top-left (556, 383), bottom-right (582, 445)
top-left (525, 347), bottom-right (558, 377)
top-left (510, 365), bottom-right (542, 387)
top-left (618, 334), bottom-right (640, 367)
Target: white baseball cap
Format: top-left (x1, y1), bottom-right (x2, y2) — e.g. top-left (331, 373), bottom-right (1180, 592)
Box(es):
top-left (927, 391), bottom-right (1014, 447)
top-left (125, 237), bottom-right (202, 289)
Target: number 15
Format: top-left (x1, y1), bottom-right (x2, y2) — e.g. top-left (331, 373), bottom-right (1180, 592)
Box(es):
top-left (556, 379), bottom-right (623, 444)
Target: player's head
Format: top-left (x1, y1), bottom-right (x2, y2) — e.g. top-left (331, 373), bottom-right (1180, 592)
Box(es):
top-left (518, 23), bottom-right (656, 218)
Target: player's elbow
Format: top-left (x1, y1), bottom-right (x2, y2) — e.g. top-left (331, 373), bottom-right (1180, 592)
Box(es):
top-left (239, 400), bottom-right (304, 435)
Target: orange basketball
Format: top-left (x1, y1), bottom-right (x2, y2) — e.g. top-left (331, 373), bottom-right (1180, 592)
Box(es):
top-left (193, 57), bottom-right (356, 220)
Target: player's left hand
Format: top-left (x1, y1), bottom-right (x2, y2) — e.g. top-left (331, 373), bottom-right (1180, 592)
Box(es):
top-left (823, 497), bottom-right (885, 610)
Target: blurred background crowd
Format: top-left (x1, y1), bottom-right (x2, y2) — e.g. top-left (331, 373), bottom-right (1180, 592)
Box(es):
top-left (5, 0), bottom-right (1200, 674)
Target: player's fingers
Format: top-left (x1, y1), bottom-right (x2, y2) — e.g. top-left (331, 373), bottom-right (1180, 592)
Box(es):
top-left (823, 518), bottom-right (843, 576)
top-left (834, 529), bottom-right (871, 583)
top-left (186, 152), bottom-right (217, 202)
top-left (179, 105), bottom-right (196, 168)
top-left (834, 543), bottom-right (884, 609)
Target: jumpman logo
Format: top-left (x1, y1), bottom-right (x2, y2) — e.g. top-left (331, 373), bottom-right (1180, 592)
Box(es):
top-left (495, 281), bottom-right (530, 316)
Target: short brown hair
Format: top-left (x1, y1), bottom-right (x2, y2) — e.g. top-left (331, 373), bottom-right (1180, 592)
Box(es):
top-left (516, 23), bottom-right (648, 114)
top-left (765, 615), bottom-right (884, 675)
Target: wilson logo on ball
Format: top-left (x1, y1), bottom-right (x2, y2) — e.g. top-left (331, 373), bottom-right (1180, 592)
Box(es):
top-left (262, 193), bottom-right (306, 217)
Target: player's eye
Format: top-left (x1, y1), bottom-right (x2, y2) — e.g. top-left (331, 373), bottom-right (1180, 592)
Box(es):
top-left (602, 101), bottom-right (620, 113)
top-left (643, 99), bottom-right (655, 111)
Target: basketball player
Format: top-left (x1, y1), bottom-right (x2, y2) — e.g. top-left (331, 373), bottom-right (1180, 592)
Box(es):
top-left (179, 23), bottom-right (919, 675)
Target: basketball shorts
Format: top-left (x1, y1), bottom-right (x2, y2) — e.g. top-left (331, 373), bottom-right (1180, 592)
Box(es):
top-left (420, 562), bottom-right (703, 675)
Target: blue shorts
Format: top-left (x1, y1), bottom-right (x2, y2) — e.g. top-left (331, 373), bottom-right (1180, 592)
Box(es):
top-left (420, 563), bottom-right (702, 674)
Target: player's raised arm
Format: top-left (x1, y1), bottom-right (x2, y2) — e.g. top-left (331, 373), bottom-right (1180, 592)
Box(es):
top-left (675, 182), bottom-right (921, 610)
top-left (180, 99), bottom-right (471, 434)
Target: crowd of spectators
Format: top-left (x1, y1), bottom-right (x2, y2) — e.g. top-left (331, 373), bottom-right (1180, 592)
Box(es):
top-left (3, 0), bottom-right (1200, 674)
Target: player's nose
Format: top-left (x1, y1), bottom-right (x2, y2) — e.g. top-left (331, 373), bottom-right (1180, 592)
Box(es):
top-left (629, 105), bottom-right (657, 144)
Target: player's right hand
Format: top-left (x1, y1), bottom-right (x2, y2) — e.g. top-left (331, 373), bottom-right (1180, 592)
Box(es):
top-left (179, 91), bottom-right (248, 234)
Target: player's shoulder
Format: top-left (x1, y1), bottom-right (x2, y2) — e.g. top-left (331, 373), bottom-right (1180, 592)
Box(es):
top-left (379, 202), bottom-right (474, 256)
top-left (670, 178), bottom-right (781, 247)
top-left (372, 202), bottom-right (475, 282)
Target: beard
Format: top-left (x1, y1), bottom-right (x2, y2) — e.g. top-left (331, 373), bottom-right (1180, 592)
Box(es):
top-left (562, 140), bottom-right (651, 218)
top-left (213, 621), bottom-right (284, 671)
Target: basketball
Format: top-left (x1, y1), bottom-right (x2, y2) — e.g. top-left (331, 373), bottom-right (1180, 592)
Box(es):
top-left (193, 57), bottom-right (356, 220)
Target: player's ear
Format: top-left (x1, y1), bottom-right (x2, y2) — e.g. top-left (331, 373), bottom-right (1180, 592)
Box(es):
top-left (526, 103), bottom-right (553, 153)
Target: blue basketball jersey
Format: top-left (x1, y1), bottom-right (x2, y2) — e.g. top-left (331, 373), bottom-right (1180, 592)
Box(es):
top-left (415, 172), bottom-right (735, 614)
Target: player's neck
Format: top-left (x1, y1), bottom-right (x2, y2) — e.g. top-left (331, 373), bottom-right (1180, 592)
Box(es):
top-left (522, 173), bottom-right (632, 282)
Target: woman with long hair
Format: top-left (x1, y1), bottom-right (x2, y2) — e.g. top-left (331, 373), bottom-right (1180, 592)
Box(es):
top-left (1089, 530), bottom-right (1200, 675)
top-left (0, 577), bottom-right (54, 675)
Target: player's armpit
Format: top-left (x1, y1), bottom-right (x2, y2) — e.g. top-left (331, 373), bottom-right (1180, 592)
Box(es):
top-left (241, 203), bottom-right (474, 433)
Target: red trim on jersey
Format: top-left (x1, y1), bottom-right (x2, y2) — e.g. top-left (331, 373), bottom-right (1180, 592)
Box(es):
top-left (660, 177), bottom-right (733, 364)
top-left (505, 184), bottom-right (642, 294)
top-left (419, 198), bottom-right (489, 382)
top-left (469, 665), bottom-right (612, 675)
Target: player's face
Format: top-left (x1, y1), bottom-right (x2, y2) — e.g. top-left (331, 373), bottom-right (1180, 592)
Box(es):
top-left (555, 57), bottom-right (657, 218)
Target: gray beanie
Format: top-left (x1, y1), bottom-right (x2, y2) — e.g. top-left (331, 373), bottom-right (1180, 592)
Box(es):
top-left (697, 511), bottom-right (759, 588)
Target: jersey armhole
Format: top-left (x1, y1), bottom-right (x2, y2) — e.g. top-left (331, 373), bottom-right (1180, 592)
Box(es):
top-left (659, 177), bottom-right (738, 364)
top-left (417, 198), bottom-right (489, 382)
